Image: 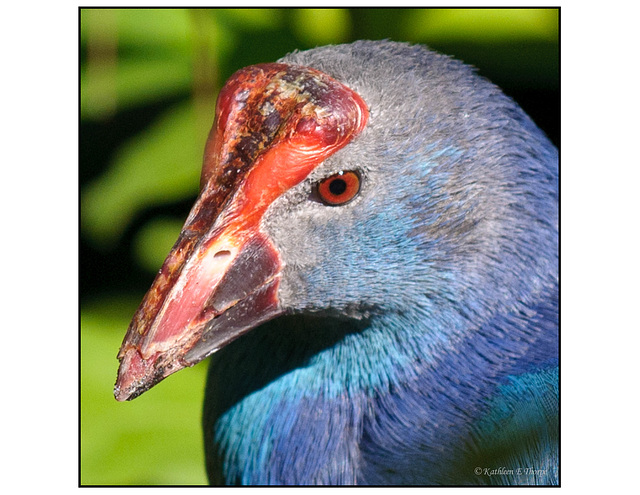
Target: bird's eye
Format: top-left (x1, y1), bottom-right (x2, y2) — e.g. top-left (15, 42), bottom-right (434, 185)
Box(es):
top-left (317, 171), bottom-right (361, 206)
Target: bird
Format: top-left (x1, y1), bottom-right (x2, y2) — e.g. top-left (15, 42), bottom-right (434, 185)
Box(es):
top-left (114, 40), bottom-right (558, 485)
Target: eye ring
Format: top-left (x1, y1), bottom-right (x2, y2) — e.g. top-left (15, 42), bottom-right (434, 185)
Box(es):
top-left (317, 171), bottom-right (361, 206)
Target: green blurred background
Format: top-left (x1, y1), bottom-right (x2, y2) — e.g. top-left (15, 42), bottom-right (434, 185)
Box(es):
top-left (80, 8), bottom-right (559, 485)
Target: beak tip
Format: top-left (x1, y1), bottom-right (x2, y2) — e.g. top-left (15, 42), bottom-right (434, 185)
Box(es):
top-left (113, 348), bottom-right (158, 402)
top-left (113, 375), bottom-right (135, 402)
top-left (113, 385), bottom-right (132, 402)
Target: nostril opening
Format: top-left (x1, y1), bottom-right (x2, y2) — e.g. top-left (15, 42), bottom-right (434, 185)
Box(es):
top-left (213, 250), bottom-right (231, 260)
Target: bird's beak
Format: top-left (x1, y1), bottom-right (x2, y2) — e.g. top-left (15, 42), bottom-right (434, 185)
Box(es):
top-left (114, 62), bottom-right (369, 401)
top-left (114, 197), bottom-right (283, 401)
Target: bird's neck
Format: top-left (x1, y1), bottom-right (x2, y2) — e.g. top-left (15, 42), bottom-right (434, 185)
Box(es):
top-left (205, 284), bottom-right (557, 484)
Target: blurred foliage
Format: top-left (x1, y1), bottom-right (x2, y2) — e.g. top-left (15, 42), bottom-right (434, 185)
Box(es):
top-left (81, 297), bottom-right (208, 484)
top-left (82, 102), bottom-right (202, 244)
top-left (405, 8), bottom-right (558, 42)
top-left (292, 8), bottom-right (351, 45)
top-left (80, 7), bottom-right (559, 485)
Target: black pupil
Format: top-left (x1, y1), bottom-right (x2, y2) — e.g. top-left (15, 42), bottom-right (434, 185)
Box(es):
top-left (329, 178), bottom-right (347, 196)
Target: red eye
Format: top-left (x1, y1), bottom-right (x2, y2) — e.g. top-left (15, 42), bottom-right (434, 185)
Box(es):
top-left (317, 171), bottom-right (361, 206)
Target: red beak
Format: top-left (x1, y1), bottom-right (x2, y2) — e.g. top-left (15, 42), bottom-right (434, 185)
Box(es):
top-left (114, 63), bottom-right (369, 401)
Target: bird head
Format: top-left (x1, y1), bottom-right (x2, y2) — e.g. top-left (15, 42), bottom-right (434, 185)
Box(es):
top-left (114, 60), bottom-right (369, 400)
top-left (115, 41), bottom-right (557, 401)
